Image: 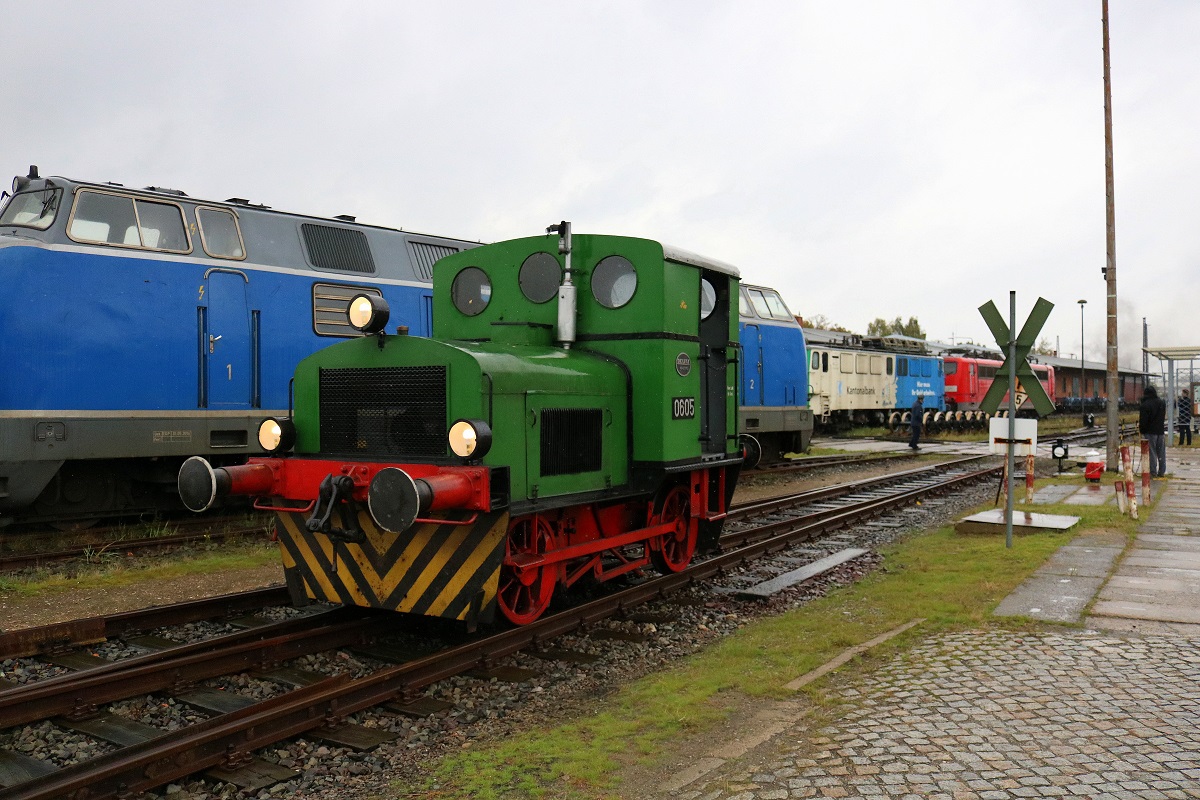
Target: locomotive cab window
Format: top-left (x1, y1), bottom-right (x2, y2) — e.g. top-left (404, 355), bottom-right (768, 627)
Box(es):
top-left (67, 190), bottom-right (190, 253)
top-left (898, 358), bottom-right (908, 377)
top-left (700, 278), bottom-right (717, 320)
top-left (0, 188), bottom-right (61, 230)
top-left (739, 288), bottom-right (755, 318)
top-left (811, 350), bottom-right (821, 371)
top-left (197, 207), bottom-right (245, 259)
top-left (519, 252), bottom-right (561, 303)
top-left (762, 290), bottom-right (792, 321)
top-left (591, 255), bottom-right (637, 309)
top-left (452, 266), bottom-right (492, 316)
top-left (886, 357), bottom-right (893, 375)
top-left (944, 361), bottom-right (957, 375)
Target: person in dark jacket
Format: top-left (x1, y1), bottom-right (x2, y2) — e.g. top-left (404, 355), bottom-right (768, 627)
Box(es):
top-left (909, 395), bottom-right (923, 450)
top-left (1139, 385), bottom-right (1167, 476)
top-left (1180, 389), bottom-right (1193, 446)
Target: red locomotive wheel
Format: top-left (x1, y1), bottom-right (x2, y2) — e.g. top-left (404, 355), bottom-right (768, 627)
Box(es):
top-left (650, 485), bottom-right (695, 574)
top-left (498, 515), bottom-right (557, 625)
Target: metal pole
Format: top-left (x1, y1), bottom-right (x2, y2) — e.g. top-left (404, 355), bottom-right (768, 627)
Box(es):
top-left (1102, 0), bottom-right (1121, 470)
top-left (1006, 291), bottom-right (1016, 549)
top-left (1167, 359), bottom-right (1176, 445)
top-left (1079, 299), bottom-right (1087, 423)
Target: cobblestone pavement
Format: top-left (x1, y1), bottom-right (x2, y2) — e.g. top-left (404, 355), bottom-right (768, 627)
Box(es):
top-left (674, 629), bottom-right (1200, 799)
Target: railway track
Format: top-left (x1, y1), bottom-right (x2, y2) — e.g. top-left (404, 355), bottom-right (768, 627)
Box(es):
top-left (0, 457), bottom-right (999, 798)
top-left (0, 515), bottom-right (271, 573)
top-left (745, 451), bottom-right (915, 477)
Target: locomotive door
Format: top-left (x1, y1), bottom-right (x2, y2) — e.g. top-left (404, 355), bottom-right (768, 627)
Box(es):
top-left (203, 269), bottom-right (253, 407)
top-left (699, 272), bottom-right (732, 455)
top-left (742, 324), bottom-right (764, 406)
top-left (421, 292), bottom-right (433, 337)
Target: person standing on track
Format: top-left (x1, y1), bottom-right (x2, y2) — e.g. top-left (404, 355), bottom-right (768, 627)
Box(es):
top-left (1139, 385), bottom-right (1167, 476)
top-left (1179, 389), bottom-right (1193, 446)
top-left (909, 394), bottom-right (923, 450)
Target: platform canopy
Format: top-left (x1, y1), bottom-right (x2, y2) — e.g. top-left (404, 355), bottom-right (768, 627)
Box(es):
top-left (1143, 346), bottom-right (1200, 441)
top-left (1144, 345), bottom-right (1200, 361)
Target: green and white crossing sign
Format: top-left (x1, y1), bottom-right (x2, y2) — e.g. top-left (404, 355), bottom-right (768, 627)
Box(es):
top-left (977, 297), bottom-right (1056, 417)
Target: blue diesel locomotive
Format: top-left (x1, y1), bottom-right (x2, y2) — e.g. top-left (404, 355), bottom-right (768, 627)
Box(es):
top-left (738, 284), bottom-right (813, 466)
top-left (0, 166), bottom-right (477, 526)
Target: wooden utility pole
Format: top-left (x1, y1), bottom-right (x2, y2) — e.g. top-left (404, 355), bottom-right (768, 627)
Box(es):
top-left (1103, 0), bottom-right (1120, 470)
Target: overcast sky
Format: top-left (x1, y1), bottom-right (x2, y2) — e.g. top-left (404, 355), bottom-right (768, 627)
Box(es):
top-left (8, 1), bottom-right (1198, 376)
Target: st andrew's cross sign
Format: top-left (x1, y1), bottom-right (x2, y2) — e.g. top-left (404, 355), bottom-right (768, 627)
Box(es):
top-left (977, 297), bottom-right (1056, 417)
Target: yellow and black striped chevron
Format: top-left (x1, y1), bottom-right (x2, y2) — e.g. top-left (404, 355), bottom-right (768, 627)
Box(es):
top-left (275, 508), bottom-right (509, 623)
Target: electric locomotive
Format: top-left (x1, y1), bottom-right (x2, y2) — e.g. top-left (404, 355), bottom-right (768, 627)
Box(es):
top-left (0, 166), bottom-right (476, 527)
top-left (178, 223), bottom-right (743, 626)
top-left (943, 353), bottom-right (1055, 419)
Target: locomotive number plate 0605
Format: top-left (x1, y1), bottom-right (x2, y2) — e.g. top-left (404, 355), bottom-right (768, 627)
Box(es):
top-left (671, 397), bottom-right (696, 419)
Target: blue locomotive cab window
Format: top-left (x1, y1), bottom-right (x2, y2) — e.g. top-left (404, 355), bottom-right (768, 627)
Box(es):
top-left (68, 190), bottom-right (189, 253)
top-left (519, 252), bottom-right (561, 303)
top-left (197, 207), bottom-right (245, 259)
top-left (898, 358), bottom-right (908, 377)
top-left (452, 266), bottom-right (492, 316)
top-left (0, 188), bottom-right (61, 230)
top-left (591, 256), bottom-right (637, 308)
top-left (739, 288), bottom-right (755, 318)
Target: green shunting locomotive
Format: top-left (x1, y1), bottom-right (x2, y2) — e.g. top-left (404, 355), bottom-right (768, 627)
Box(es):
top-left (179, 223), bottom-right (743, 626)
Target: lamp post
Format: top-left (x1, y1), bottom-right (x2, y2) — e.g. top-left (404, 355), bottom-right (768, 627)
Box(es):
top-left (1078, 299), bottom-right (1087, 424)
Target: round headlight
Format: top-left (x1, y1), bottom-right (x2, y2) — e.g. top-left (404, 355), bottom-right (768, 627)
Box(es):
top-left (258, 417), bottom-right (296, 453)
top-left (448, 419), bottom-right (492, 460)
top-left (348, 294), bottom-right (390, 334)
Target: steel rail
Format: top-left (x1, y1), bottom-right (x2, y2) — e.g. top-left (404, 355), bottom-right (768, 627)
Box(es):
top-left (746, 451), bottom-right (913, 475)
top-left (0, 611), bottom-right (399, 728)
top-left (0, 586), bottom-right (291, 660)
top-left (731, 455), bottom-right (990, 520)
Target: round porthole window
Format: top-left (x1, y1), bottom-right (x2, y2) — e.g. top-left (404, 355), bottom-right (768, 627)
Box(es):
top-left (452, 267), bottom-right (492, 316)
top-left (591, 256), bottom-right (637, 309)
top-left (519, 252), bottom-right (561, 304)
top-left (700, 278), bottom-right (716, 320)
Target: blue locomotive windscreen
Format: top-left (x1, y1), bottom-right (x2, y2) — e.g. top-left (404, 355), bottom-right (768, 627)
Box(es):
top-left (0, 189), bottom-right (61, 229)
top-left (319, 366), bottom-right (446, 457)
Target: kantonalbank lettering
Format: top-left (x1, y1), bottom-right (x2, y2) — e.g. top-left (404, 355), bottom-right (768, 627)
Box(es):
top-left (847, 387), bottom-right (876, 395)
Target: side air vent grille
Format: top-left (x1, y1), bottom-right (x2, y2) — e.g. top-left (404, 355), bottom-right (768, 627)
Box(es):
top-left (409, 241), bottom-right (460, 280)
top-left (312, 283), bottom-right (382, 337)
top-left (319, 366), bottom-right (446, 457)
top-left (540, 408), bottom-right (602, 476)
top-left (302, 223), bottom-right (376, 273)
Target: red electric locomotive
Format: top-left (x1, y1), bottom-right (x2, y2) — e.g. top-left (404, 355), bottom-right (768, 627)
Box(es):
top-left (943, 355), bottom-right (1055, 417)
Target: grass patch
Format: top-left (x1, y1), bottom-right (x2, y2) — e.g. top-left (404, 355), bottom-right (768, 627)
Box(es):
top-left (0, 538), bottom-right (279, 597)
top-left (407, 481), bottom-right (1148, 800)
